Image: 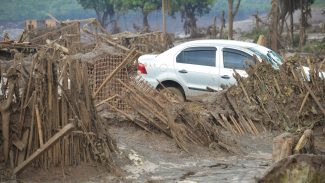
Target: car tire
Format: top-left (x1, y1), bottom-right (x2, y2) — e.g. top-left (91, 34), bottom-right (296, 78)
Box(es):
top-left (161, 87), bottom-right (185, 102)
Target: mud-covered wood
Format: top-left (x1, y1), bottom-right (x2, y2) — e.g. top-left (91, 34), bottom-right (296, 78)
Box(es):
top-left (258, 154), bottom-right (325, 183)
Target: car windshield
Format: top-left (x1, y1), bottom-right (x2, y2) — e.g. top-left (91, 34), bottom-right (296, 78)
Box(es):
top-left (267, 50), bottom-right (283, 68)
top-left (248, 47), bottom-right (283, 69)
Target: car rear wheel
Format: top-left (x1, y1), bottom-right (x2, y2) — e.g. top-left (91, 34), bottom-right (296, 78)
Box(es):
top-left (160, 87), bottom-right (185, 102)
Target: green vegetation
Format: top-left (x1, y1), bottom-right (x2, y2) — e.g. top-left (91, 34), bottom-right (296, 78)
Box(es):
top-left (314, 0), bottom-right (325, 7)
top-left (0, 0), bottom-right (93, 22)
top-left (172, 0), bottom-right (216, 36)
top-left (76, 0), bottom-right (123, 28)
top-left (0, 0), bottom-right (274, 23)
top-left (125, 0), bottom-right (161, 28)
top-left (302, 39), bottom-right (325, 54)
top-left (242, 27), bottom-right (268, 42)
top-left (210, 0), bottom-right (271, 19)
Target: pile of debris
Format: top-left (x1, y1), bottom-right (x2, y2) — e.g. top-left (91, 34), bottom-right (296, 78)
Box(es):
top-left (0, 43), bottom-right (120, 178)
top-left (103, 76), bottom-right (239, 154)
top-left (1, 14), bottom-right (178, 179)
top-left (104, 56), bottom-right (324, 153)
top-left (0, 18), bottom-right (142, 179)
top-left (1, 15), bottom-right (324, 181)
top-left (207, 57), bottom-right (325, 132)
top-left (111, 31), bottom-right (174, 53)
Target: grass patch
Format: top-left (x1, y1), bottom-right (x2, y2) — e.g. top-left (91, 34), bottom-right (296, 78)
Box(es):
top-left (241, 27), bottom-right (268, 42)
top-left (301, 39), bottom-right (325, 54)
top-left (313, 0), bottom-right (325, 7)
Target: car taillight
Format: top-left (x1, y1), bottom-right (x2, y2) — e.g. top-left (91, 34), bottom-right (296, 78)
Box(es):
top-left (137, 63), bottom-right (147, 74)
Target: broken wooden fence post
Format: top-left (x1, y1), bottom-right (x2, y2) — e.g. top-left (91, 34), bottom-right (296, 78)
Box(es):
top-left (303, 83), bottom-right (325, 116)
top-left (13, 123), bottom-right (74, 175)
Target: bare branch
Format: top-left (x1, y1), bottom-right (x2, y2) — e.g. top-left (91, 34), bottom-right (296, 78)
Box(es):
top-left (233, 0), bottom-right (241, 17)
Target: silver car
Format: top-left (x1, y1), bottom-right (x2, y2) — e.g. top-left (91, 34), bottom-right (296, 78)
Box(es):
top-left (137, 40), bottom-right (283, 101)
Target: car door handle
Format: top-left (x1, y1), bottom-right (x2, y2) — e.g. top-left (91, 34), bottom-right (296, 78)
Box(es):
top-left (178, 69), bottom-right (188, 74)
top-left (221, 75), bottom-right (230, 79)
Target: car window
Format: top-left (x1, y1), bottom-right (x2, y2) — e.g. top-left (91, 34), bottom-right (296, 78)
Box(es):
top-left (223, 48), bottom-right (254, 70)
top-left (176, 47), bottom-right (216, 67)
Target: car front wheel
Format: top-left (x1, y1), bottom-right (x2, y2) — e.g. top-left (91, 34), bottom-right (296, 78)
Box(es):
top-left (160, 87), bottom-right (185, 102)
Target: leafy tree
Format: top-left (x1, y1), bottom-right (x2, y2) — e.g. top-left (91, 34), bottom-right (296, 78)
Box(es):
top-left (125, 0), bottom-right (161, 30)
top-left (278, 0), bottom-right (314, 46)
top-left (172, 0), bottom-right (216, 37)
top-left (77, 0), bottom-right (123, 28)
top-left (0, 0), bottom-right (93, 22)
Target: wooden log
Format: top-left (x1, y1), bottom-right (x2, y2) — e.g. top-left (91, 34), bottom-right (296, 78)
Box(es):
top-left (13, 123), bottom-right (74, 175)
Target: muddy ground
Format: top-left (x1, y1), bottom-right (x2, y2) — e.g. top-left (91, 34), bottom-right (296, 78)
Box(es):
top-left (14, 111), bottom-right (325, 183)
top-left (17, 117), bottom-right (273, 183)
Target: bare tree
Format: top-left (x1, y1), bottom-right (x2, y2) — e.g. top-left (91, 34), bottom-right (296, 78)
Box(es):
top-left (220, 10), bottom-right (226, 39)
top-left (227, 0), bottom-right (241, 40)
top-left (269, 0), bottom-right (280, 51)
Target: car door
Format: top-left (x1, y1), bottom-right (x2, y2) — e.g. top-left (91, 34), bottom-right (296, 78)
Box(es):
top-left (174, 46), bottom-right (219, 94)
top-left (219, 47), bottom-right (255, 87)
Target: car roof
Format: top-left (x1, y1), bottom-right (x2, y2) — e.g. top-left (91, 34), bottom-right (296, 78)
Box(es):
top-left (178, 39), bottom-right (271, 54)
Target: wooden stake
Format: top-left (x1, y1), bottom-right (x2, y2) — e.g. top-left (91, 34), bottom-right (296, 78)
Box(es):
top-left (303, 83), bottom-right (325, 116)
top-left (35, 105), bottom-right (44, 146)
top-left (95, 94), bottom-right (118, 107)
top-left (298, 92), bottom-right (309, 114)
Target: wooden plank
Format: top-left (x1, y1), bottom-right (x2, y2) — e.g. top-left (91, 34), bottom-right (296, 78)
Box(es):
top-left (220, 114), bottom-right (237, 135)
top-left (229, 115), bottom-right (244, 135)
top-left (13, 123), bottom-right (74, 175)
top-left (210, 112), bottom-right (228, 130)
